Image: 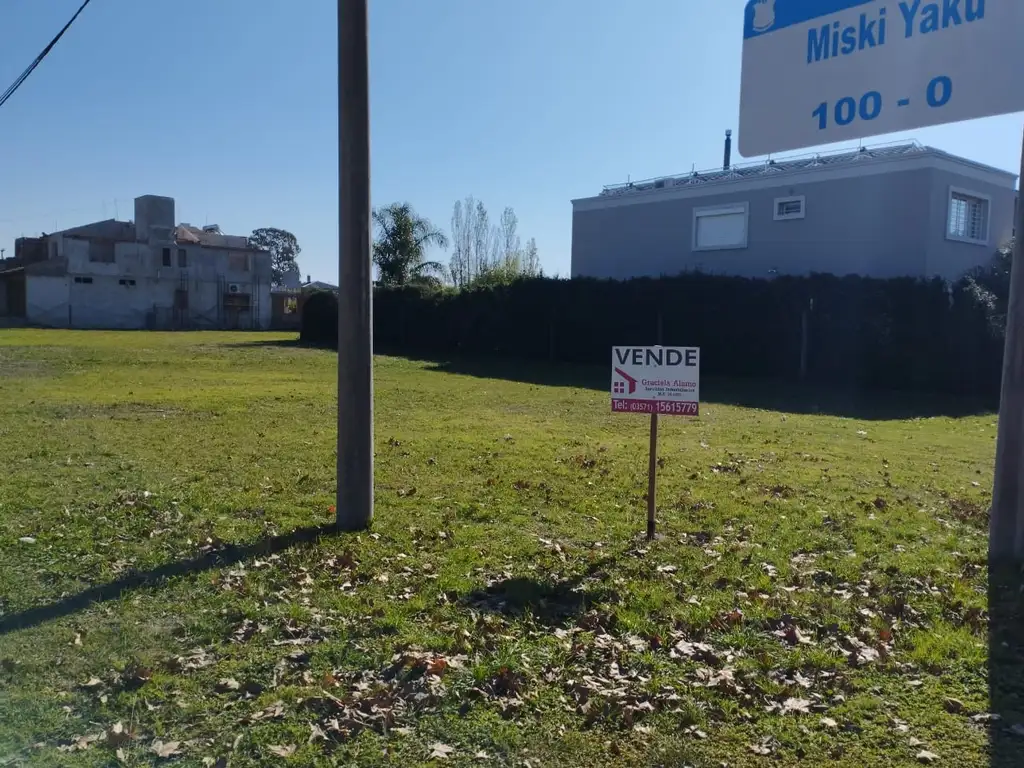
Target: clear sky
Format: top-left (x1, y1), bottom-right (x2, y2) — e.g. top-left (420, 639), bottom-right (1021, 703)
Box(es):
top-left (1, 0), bottom-right (1022, 281)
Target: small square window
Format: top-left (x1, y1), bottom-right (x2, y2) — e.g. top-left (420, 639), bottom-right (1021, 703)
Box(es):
top-left (73, 276), bottom-right (93, 284)
top-left (774, 196), bottom-right (805, 221)
top-left (177, 248), bottom-right (187, 268)
top-left (162, 247), bottom-right (171, 267)
top-left (947, 188), bottom-right (990, 244)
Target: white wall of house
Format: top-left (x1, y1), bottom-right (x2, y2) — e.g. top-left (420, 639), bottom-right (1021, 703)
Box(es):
top-left (27, 236), bottom-right (274, 329)
top-left (26, 276), bottom-right (71, 327)
top-left (26, 232), bottom-right (273, 330)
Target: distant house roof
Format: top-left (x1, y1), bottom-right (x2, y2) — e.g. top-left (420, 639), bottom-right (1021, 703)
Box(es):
top-left (39, 218), bottom-right (259, 252)
top-left (61, 219), bottom-right (137, 241)
top-left (302, 280), bottom-right (338, 293)
top-left (174, 225), bottom-right (253, 251)
top-left (583, 141), bottom-right (1017, 204)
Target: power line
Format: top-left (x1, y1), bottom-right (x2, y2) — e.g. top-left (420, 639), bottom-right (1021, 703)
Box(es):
top-left (0, 0), bottom-right (94, 111)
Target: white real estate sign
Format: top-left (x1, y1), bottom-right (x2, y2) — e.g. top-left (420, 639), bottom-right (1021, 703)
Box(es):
top-left (611, 346), bottom-right (700, 416)
top-left (739, 0), bottom-right (1024, 157)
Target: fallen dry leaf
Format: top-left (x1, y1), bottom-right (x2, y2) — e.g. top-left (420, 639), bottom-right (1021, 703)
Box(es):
top-left (427, 657), bottom-right (449, 676)
top-left (216, 678), bottom-right (241, 693)
top-left (944, 697), bottom-right (967, 714)
top-left (105, 722), bottom-right (132, 748)
top-left (63, 733), bottom-right (102, 752)
top-left (916, 750), bottom-right (940, 764)
top-left (969, 713), bottom-right (1000, 723)
top-left (151, 740), bottom-right (182, 758)
top-left (269, 744), bottom-right (297, 757)
top-left (749, 743), bottom-right (773, 755)
top-left (783, 697), bottom-right (812, 714)
top-left (430, 742), bottom-right (456, 760)
top-left (820, 717), bottom-right (839, 730)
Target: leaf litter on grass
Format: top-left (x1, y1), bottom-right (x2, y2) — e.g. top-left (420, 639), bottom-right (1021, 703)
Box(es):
top-left (0, 330), bottom-right (1000, 766)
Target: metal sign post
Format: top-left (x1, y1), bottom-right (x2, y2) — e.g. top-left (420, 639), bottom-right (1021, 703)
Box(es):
top-left (989, 130), bottom-right (1024, 563)
top-left (337, 0), bottom-right (373, 531)
top-left (646, 410), bottom-right (659, 540)
top-left (612, 346), bottom-right (701, 539)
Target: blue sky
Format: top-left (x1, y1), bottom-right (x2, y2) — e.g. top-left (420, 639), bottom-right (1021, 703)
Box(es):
top-left (1, 0), bottom-right (1021, 281)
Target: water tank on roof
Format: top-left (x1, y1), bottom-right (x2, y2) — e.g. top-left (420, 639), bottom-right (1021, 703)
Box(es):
top-left (203, 224), bottom-right (221, 234)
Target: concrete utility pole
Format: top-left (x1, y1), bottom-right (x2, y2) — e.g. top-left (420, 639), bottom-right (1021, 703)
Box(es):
top-left (336, 0), bottom-right (373, 531)
top-left (990, 129), bottom-right (1024, 562)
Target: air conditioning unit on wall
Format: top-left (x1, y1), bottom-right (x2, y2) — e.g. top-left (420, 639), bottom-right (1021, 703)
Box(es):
top-left (227, 283), bottom-right (243, 294)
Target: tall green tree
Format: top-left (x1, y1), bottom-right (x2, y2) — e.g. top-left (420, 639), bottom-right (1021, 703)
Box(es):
top-left (372, 203), bottom-right (448, 286)
top-left (249, 227), bottom-right (301, 286)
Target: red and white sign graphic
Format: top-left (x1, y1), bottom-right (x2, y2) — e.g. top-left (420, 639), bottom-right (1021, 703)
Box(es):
top-left (611, 346), bottom-right (700, 416)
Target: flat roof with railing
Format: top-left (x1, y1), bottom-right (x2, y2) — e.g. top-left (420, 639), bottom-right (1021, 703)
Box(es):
top-left (596, 140), bottom-right (1014, 199)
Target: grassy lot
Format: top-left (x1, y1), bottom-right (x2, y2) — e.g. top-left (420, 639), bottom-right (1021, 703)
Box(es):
top-left (0, 329), bottom-right (1013, 766)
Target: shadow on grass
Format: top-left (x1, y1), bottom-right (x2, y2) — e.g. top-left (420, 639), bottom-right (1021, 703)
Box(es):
top-left (0, 523), bottom-right (339, 636)
top-left (420, 357), bottom-right (995, 421)
top-left (218, 338), bottom-right (995, 420)
top-left (461, 553), bottom-right (621, 627)
top-left (216, 337), bottom-right (305, 349)
top-left (989, 566), bottom-right (1024, 767)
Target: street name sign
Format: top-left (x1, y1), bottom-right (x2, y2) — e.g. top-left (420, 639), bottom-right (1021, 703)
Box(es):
top-left (739, 0), bottom-right (1024, 157)
top-left (611, 346), bottom-right (700, 416)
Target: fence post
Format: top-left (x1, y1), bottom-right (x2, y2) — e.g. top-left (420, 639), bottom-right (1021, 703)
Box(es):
top-left (548, 311), bottom-right (556, 361)
top-left (799, 300), bottom-right (810, 381)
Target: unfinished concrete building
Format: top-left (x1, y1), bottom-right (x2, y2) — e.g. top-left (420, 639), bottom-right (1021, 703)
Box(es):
top-left (0, 195), bottom-right (272, 330)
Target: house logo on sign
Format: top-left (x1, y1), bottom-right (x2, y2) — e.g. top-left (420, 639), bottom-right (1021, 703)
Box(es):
top-left (613, 367), bottom-right (638, 395)
top-left (751, 0), bottom-right (776, 32)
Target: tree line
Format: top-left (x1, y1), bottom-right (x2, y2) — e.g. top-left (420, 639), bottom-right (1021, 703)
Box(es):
top-left (372, 197), bottom-right (540, 288)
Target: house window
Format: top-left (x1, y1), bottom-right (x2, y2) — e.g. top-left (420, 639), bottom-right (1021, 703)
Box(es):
top-left (947, 188), bottom-right (990, 244)
top-left (693, 203), bottom-right (748, 251)
top-left (162, 247), bottom-right (171, 267)
top-left (118, 278), bottom-right (136, 286)
top-left (774, 195), bottom-right (805, 221)
top-left (73, 276), bottom-right (93, 284)
top-left (177, 248), bottom-right (187, 268)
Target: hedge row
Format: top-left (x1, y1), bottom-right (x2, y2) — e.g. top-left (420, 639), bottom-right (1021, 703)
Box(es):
top-left (302, 274), bottom-right (1005, 397)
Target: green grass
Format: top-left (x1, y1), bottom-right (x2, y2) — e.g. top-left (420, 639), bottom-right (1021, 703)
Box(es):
top-left (0, 329), bottom-right (1015, 767)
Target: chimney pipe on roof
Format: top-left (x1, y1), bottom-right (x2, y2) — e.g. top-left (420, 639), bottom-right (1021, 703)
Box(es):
top-left (724, 130), bottom-right (733, 171)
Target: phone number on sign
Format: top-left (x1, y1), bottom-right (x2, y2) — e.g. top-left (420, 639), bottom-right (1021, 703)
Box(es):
top-left (612, 399), bottom-right (699, 416)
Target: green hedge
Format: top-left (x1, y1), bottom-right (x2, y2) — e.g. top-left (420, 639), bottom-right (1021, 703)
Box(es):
top-left (299, 290), bottom-right (338, 346)
top-left (303, 274), bottom-right (1005, 397)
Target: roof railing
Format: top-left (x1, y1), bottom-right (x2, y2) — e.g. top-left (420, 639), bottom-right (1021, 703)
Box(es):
top-left (600, 139), bottom-right (925, 195)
